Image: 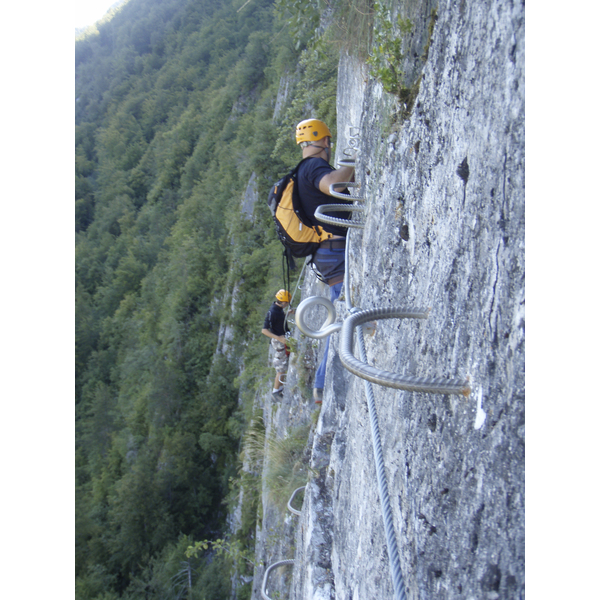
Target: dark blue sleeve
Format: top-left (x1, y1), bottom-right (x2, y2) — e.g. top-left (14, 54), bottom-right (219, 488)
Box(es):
top-left (303, 158), bottom-right (333, 190)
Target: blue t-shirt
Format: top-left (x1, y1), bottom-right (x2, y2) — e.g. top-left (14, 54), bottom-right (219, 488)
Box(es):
top-left (296, 157), bottom-right (352, 237)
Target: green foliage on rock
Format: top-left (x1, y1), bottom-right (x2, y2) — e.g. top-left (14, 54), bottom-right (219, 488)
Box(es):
top-left (275, 0), bottom-right (375, 57)
top-left (367, 3), bottom-right (413, 96)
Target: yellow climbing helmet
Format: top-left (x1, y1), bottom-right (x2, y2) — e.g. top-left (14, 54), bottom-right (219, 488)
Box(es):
top-left (295, 119), bottom-right (332, 144)
top-left (276, 289), bottom-right (292, 303)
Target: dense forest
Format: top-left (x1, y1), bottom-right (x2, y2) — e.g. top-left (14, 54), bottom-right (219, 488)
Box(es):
top-left (74, 0), bottom-right (374, 597)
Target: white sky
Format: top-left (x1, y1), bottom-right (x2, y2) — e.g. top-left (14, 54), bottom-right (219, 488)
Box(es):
top-left (74, 0), bottom-right (121, 29)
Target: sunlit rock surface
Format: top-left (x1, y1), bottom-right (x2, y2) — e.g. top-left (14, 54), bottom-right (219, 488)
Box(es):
top-left (253, 0), bottom-right (524, 598)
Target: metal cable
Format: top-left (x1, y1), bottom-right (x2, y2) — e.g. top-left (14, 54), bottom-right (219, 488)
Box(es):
top-left (261, 559), bottom-right (295, 600)
top-left (284, 257), bottom-right (310, 330)
top-left (344, 231), bottom-right (351, 307)
top-left (355, 322), bottom-right (407, 600)
top-left (339, 159), bottom-right (404, 598)
top-left (342, 229), bottom-right (407, 600)
top-left (294, 234), bottom-right (409, 599)
top-left (289, 257), bottom-right (309, 310)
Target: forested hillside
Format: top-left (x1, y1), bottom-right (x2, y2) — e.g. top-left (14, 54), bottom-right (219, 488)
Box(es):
top-left (75, 0), bottom-right (346, 597)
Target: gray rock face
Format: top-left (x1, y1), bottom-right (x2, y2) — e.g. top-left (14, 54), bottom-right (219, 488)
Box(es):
top-left (273, 74), bottom-right (295, 122)
top-left (241, 172), bottom-right (259, 221)
top-left (254, 0), bottom-right (524, 598)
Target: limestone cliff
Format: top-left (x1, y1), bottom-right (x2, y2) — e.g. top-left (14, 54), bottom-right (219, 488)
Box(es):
top-left (251, 0), bottom-right (524, 598)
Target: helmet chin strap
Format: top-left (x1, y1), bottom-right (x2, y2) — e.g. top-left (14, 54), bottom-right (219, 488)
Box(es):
top-left (307, 143), bottom-right (330, 161)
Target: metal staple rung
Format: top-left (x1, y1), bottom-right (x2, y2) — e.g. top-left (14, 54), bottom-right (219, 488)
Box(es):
top-left (340, 308), bottom-right (471, 397)
top-left (329, 181), bottom-right (363, 201)
top-left (314, 204), bottom-right (365, 229)
top-left (287, 486), bottom-right (305, 516)
top-left (295, 300), bottom-right (469, 396)
top-left (261, 559), bottom-right (295, 600)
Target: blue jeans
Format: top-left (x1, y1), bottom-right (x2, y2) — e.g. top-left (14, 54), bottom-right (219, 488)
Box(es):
top-left (314, 281), bottom-right (343, 390)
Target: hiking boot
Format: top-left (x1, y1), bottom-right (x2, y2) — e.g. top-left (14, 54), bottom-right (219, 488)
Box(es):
top-left (313, 388), bottom-right (323, 404)
top-left (272, 389), bottom-right (283, 401)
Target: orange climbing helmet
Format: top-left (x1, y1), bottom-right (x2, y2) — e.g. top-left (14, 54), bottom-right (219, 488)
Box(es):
top-left (295, 119), bottom-right (332, 144)
top-left (275, 289), bottom-right (292, 303)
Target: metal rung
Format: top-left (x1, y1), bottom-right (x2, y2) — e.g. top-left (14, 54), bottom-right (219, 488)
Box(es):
top-left (329, 181), bottom-right (363, 201)
top-left (287, 486), bottom-right (305, 516)
top-left (295, 298), bottom-right (471, 397)
top-left (337, 158), bottom-right (356, 167)
top-left (261, 560), bottom-right (295, 600)
top-left (340, 308), bottom-right (471, 396)
top-left (314, 204), bottom-right (365, 229)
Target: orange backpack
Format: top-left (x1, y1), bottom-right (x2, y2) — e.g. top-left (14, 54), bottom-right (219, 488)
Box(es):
top-left (267, 159), bottom-right (333, 258)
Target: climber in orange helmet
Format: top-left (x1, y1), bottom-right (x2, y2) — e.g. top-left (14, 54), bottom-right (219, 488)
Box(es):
top-left (295, 118), bottom-right (355, 403)
top-left (261, 289), bottom-right (295, 401)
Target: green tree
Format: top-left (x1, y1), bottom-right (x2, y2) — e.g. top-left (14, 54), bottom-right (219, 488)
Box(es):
top-left (75, 0), bottom-right (341, 595)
